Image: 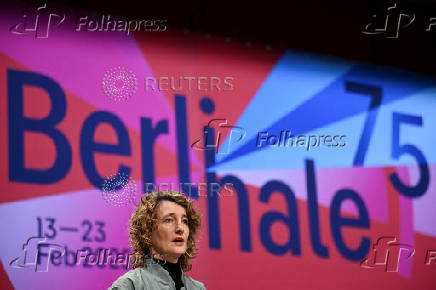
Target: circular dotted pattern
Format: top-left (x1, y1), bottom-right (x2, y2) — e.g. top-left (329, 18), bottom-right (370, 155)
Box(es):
top-left (101, 66), bottom-right (136, 102)
top-left (102, 172), bottom-right (137, 207)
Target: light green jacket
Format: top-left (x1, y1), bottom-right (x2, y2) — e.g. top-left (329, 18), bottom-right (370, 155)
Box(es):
top-left (109, 258), bottom-right (206, 290)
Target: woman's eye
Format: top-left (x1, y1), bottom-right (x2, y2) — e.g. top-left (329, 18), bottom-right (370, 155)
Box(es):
top-left (164, 218), bottom-right (172, 223)
top-left (182, 219), bottom-right (188, 224)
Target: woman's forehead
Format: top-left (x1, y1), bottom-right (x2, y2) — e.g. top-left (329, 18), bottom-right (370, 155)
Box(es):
top-left (156, 200), bottom-right (187, 216)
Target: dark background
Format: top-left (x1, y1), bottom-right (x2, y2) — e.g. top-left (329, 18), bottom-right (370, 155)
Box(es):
top-left (7, 0), bottom-right (436, 76)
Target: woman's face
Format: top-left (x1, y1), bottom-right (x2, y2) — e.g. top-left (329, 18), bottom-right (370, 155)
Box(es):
top-left (150, 200), bottom-right (190, 263)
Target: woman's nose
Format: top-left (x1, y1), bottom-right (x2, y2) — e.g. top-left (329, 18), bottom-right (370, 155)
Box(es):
top-left (175, 220), bottom-right (184, 232)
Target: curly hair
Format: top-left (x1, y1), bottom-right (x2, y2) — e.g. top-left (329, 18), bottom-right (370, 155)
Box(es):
top-left (128, 191), bottom-right (201, 271)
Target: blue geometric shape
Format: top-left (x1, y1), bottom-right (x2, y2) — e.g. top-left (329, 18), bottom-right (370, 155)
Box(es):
top-left (209, 86), bottom-right (436, 171)
top-left (215, 50), bottom-right (354, 163)
top-left (216, 60), bottom-right (436, 168)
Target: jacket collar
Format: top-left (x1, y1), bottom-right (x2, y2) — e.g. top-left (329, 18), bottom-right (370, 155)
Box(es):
top-left (144, 257), bottom-right (186, 287)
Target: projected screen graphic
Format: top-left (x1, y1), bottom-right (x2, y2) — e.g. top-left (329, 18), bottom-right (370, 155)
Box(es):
top-left (0, 6), bottom-right (435, 290)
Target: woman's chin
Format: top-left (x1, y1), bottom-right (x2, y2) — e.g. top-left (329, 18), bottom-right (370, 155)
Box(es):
top-left (171, 250), bottom-right (185, 258)
top-left (170, 245), bottom-right (186, 253)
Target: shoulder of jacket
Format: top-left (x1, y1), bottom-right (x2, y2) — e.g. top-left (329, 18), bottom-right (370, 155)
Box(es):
top-left (108, 268), bottom-right (152, 290)
top-left (184, 274), bottom-right (207, 290)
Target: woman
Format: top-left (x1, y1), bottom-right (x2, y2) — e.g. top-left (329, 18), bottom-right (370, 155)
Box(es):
top-left (109, 191), bottom-right (206, 290)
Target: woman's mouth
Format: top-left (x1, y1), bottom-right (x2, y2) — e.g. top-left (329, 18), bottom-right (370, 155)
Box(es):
top-left (172, 237), bottom-right (184, 245)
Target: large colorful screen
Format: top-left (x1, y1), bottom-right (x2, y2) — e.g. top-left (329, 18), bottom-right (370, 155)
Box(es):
top-left (1, 4), bottom-right (435, 290)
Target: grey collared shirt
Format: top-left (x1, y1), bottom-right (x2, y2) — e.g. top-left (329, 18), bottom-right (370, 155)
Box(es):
top-left (108, 259), bottom-right (206, 290)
